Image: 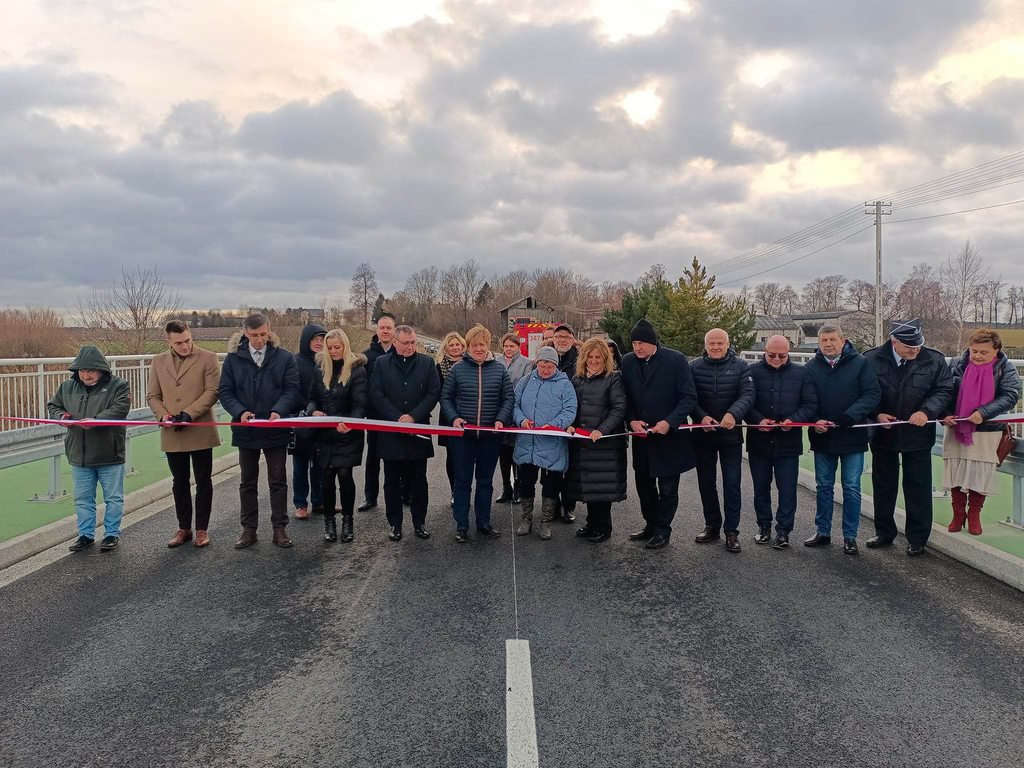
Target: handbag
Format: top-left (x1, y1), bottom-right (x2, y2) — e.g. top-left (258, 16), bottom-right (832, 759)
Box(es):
top-left (996, 426), bottom-right (1017, 466)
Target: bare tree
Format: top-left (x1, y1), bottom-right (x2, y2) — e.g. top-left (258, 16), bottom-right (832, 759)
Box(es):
top-left (753, 282), bottom-right (783, 315)
top-left (940, 240), bottom-right (989, 348)
top-left (1006, 286), bottom-right (1022, 325)
top-left (845, 279), bottom-right (875, 312)
top-left (348, 262), bottom-right (379, 328)
top-left (442, 259), bottom-right (483, 329)
top-left (77, 265), bottom-right (183, 354)
top-left (778, 285), bottom-right (799, 314)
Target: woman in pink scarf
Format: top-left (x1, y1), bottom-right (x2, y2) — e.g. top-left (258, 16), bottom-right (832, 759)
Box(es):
top-left (941, 328), bottom-right (1022, 535)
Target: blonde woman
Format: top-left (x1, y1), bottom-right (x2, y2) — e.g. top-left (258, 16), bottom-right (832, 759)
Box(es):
top-left (307, 329), bottom-right (368, 543)
top-left (439, 324), bottom-right (514, 542)
top-left (436, 331), bottom-right (467, 500)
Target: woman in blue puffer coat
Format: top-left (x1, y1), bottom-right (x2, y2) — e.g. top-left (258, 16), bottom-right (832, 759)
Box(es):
top-left (513, 346), bottom-right (578, 540)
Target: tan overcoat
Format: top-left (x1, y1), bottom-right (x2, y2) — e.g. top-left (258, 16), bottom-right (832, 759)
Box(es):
top-left (146, 347), bottom-right (222, 452)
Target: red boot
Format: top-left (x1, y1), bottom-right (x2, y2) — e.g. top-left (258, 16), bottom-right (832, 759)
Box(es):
top-left (967, 491), bottom-right (985, 536)
top-left (948, 487), bottom-right (968, 533)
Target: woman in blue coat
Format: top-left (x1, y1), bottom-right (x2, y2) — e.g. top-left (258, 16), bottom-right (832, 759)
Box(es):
top-left (513, 346), bottom-right (578, 540)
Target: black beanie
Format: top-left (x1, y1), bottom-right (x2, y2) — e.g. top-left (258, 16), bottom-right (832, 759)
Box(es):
top-left (630, 318), bottom-right (659, 346)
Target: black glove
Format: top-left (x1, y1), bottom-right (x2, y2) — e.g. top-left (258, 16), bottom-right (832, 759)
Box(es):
top-left (172, 411), bottom-right (193, 431)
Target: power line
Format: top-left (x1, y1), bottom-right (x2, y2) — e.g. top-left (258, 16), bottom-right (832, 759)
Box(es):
top-left (888, 197), bottom-right (1024, 223)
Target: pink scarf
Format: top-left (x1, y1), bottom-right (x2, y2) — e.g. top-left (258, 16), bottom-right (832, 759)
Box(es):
top-left (954, 359), bottom-right (996, 445)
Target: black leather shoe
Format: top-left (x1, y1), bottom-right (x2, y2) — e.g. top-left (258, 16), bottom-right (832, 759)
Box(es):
top-left (754, 527), bottom-right (771, 545)
top-left (645, 534), bottom-right (670, 549)
top-left (69, 536), bottom-right (94, 552)
top-left (357, 499), bottom-right (377, 512)
top-left (575, 525), bottom-right (593, 538)
top-left (772, 533), bottom-right (790, 550)
top-left (803, 533), bottom-right (832, 547)
top-left (695, 526), bottom-right (721, 543)
top-left (628, 527), bottom-right (653, 541)
top-left (323, 516), bottom-right (338, 543)
top-left (511, 492), bottom-right (521, 504)
top-left (477, 526), bottom-right (501, 537)
top-left (585, 531), bottom-right (610, 543)
top-left (843, 538), bottom-right (859, 555)
top-left (866, 535), bottom-right (895, 549)
top-left (495, 489), bottom-right (514, 504)
top-left (414, 526), bottom-right (430, 540)
top-left (725, 533), bottom-right (741, 553)
top-left (388, 526), bottom-right (403, 541)
top-left (454, 529), bottom-right (469, 543)
top-left (907, 542), bottom-right (926, 557)
top-left (99, 536), bottom-right (119, 551)
top-left (560, 507), bottom-right (577, 524)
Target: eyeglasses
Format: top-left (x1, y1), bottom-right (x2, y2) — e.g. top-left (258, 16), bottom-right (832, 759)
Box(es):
top-left (765, 352), bottom-right (788, 360)
top-left (553, 334), bottom-right (573, 341)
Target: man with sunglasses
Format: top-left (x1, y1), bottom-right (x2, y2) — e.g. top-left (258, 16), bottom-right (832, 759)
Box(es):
top-left (745, 336), bottom-right (818, 549)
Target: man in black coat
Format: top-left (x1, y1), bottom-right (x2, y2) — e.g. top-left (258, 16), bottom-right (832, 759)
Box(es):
top-left (292, 323), bottom-right (326, 519)
top-left (369, 325), bottom-right (440, 541)
top-left (551, 322), bottom-right (580, 522)
top-left (359, 312), bottom-right (396, 511)
top-left (689, 328), bottom-right (755, 553)
top-left (620, 318), bottom-right (698, 549)
top-left (863, 319), bottom-right (954, 556)
top-left (745, 335), bottom-right (818, 549)
top-left (218, 313), bottom-right (302, 549)
top-left (804, 323), bottom-right (880, 555)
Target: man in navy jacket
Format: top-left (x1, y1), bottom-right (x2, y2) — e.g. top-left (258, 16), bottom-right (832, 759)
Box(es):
top-left (620, 319), bottom-right (698, 550)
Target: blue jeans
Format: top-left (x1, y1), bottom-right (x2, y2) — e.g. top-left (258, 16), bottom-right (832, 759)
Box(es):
top-left (748, 454), bottom-right (799, 534)
top-left (71, 464), bottom-right (126, 539)
top-left (450, 434), bottom-right (502, 530)
top-left (291, 452), bottom-right (322, 509)
top-left (694, 441), bottom-right (743, 533)
top-left (813, 452), bottom-right (864, 540)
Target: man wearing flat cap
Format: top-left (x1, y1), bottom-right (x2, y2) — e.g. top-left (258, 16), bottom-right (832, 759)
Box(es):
top-left (550, 323), bottom-right (580, 523)
top-left (863, 319), bottom-right (953, 556)
top-left (619, 318), bottom-right (698, 549)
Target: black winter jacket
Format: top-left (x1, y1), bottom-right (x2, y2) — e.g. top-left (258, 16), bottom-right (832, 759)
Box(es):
top-left (369, 351), bottom-right (440, 461)
top-left (805, 341), bottom-right (880, 455)
top-left (440, 353), bottom-right (514, 429)
top-left (307, 358), bottom-right (367, 469)
top-left (745, 359), bottom-right (818, 457)
top-left (864, 342), bottom-right (954, 453)
top-left (620, 346), bottom-right (698, 477)
top-left (557, 345), bottom-right (579, 376)
top-left (565, 371), bottom-right (628, 503)
top-left (363, 336), bottom-right (395, 416)
top-left (293, 323), bottom-right (327, 455)
top-left (946, 351), bottom-right (1022, 430)
top-left (219, 337), bottom-right (301, 450)
top-left (689, 348), bottom-right (755, 447)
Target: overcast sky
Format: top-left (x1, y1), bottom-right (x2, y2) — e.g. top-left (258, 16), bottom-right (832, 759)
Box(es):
top-left (2, 0), bottom-right (1023, 312)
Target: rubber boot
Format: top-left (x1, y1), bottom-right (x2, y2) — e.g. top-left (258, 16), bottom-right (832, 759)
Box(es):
top-left (324, 515), bottom-right (337, 543)
top-left (538, 497), bottom-right (556, 541)
top-left (967, 492), bottom-right (984, 536)
top-left (516, 498), bottom-right (534, 536)
top-left (947, 487), bottom-right (968, 532)
top-left (341, 514), bottom-right (354, 543)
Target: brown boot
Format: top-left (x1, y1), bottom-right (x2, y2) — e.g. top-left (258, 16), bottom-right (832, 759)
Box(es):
top-left (167, 529), bottom-right (192, 548)
top-left (272, 527), bottom-right (293, 548)
top-left (234, 528), bottom-right (257, 549)
top-left (967, 491), bottom-right (985, 536)
top-left (947, 487), bottom-right (968, 532)
top-left (193, 530), bottom-right (210, 548)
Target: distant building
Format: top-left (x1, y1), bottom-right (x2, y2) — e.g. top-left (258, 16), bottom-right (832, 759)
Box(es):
top-left (752, 310), bottom-right (874, 351)
top-left (498, 296), bottom-right (559, 331)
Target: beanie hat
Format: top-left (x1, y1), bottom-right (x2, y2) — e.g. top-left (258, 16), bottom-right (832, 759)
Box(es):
top-left (890, 319), bottom-right (924, 347)
top-left (536, 346), bottom-right (559, 365)
top-left (629, 318), bottom-right (659, 346)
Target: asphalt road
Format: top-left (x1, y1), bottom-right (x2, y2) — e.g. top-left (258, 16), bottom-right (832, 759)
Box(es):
top-left (2, 449), bottom-right (1023, 768)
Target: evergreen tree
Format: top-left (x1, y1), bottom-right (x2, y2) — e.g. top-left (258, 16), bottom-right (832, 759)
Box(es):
top-left (371, 293), bottom-right (387, 323)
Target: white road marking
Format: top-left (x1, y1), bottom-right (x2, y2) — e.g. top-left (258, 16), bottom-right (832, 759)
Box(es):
top-left (506, 639), bottom-right (540, 768)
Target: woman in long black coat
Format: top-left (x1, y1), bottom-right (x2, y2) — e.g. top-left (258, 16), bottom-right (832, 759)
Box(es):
top-left (565, 338), bottom-right (628, 542)
top-left (435, 331), bottom-right (466, 503)
top-left (307, 329), bottom-right (368, 543)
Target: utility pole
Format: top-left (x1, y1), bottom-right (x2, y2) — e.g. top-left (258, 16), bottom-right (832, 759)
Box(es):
top-left (864, 200), bottom-right (892, 346)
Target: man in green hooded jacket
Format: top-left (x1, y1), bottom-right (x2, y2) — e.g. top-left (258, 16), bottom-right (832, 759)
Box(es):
top-left (46, 345), bottom-right (132, 552)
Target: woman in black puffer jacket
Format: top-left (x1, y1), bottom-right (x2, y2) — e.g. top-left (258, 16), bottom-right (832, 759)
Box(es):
top-left (440, 324), bottom-right (514, 542)
top-left (564, 338), bottom-right (628, 542)
top-left (307, 329), bottom-right (368, 544)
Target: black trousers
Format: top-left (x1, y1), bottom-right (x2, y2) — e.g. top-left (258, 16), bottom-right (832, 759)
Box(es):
top-left (516, 463), bottom-right (562, 501)
top-left (364, 432), bottom-right (381, 501)
top-left (632, 445), bottom-right (681, 538)
top-left (165, 448), bottom-right (213, 530)
top-left (498, 444), bottom-right (518, 492)
top-left (584, 501), bottom-right (613, 533)
top-left (871, 446), bottom-right (933, 546)
top-left (384, 459), bottom-right (428, 529)
top-left (238, 447), bottom-right (289, 530)
top-left (445, 449), bottom-right (456, 492)
top-left (322, 466), bottom-right (356, 517)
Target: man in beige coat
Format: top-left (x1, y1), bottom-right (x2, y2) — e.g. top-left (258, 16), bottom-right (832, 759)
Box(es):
top-left (147, 319), bottom-right (222, 547)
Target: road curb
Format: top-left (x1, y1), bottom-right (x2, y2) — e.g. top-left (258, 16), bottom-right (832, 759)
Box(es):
top-left (794, 466), bottom-right (1024, 593)
top-left (0, 453), bottom-right (239, 571)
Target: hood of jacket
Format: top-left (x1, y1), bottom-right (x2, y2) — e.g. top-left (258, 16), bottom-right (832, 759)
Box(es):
top-left (299, 324), bottom-right (327, 360)
top-left (462, 350), bottom-right (497, 366)
top-left (69, 345), bottom-right (112, 384)
top-left (814, 339), bottom-right (858, 366)
top-left (228, 331), bottom-right (280, 355)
